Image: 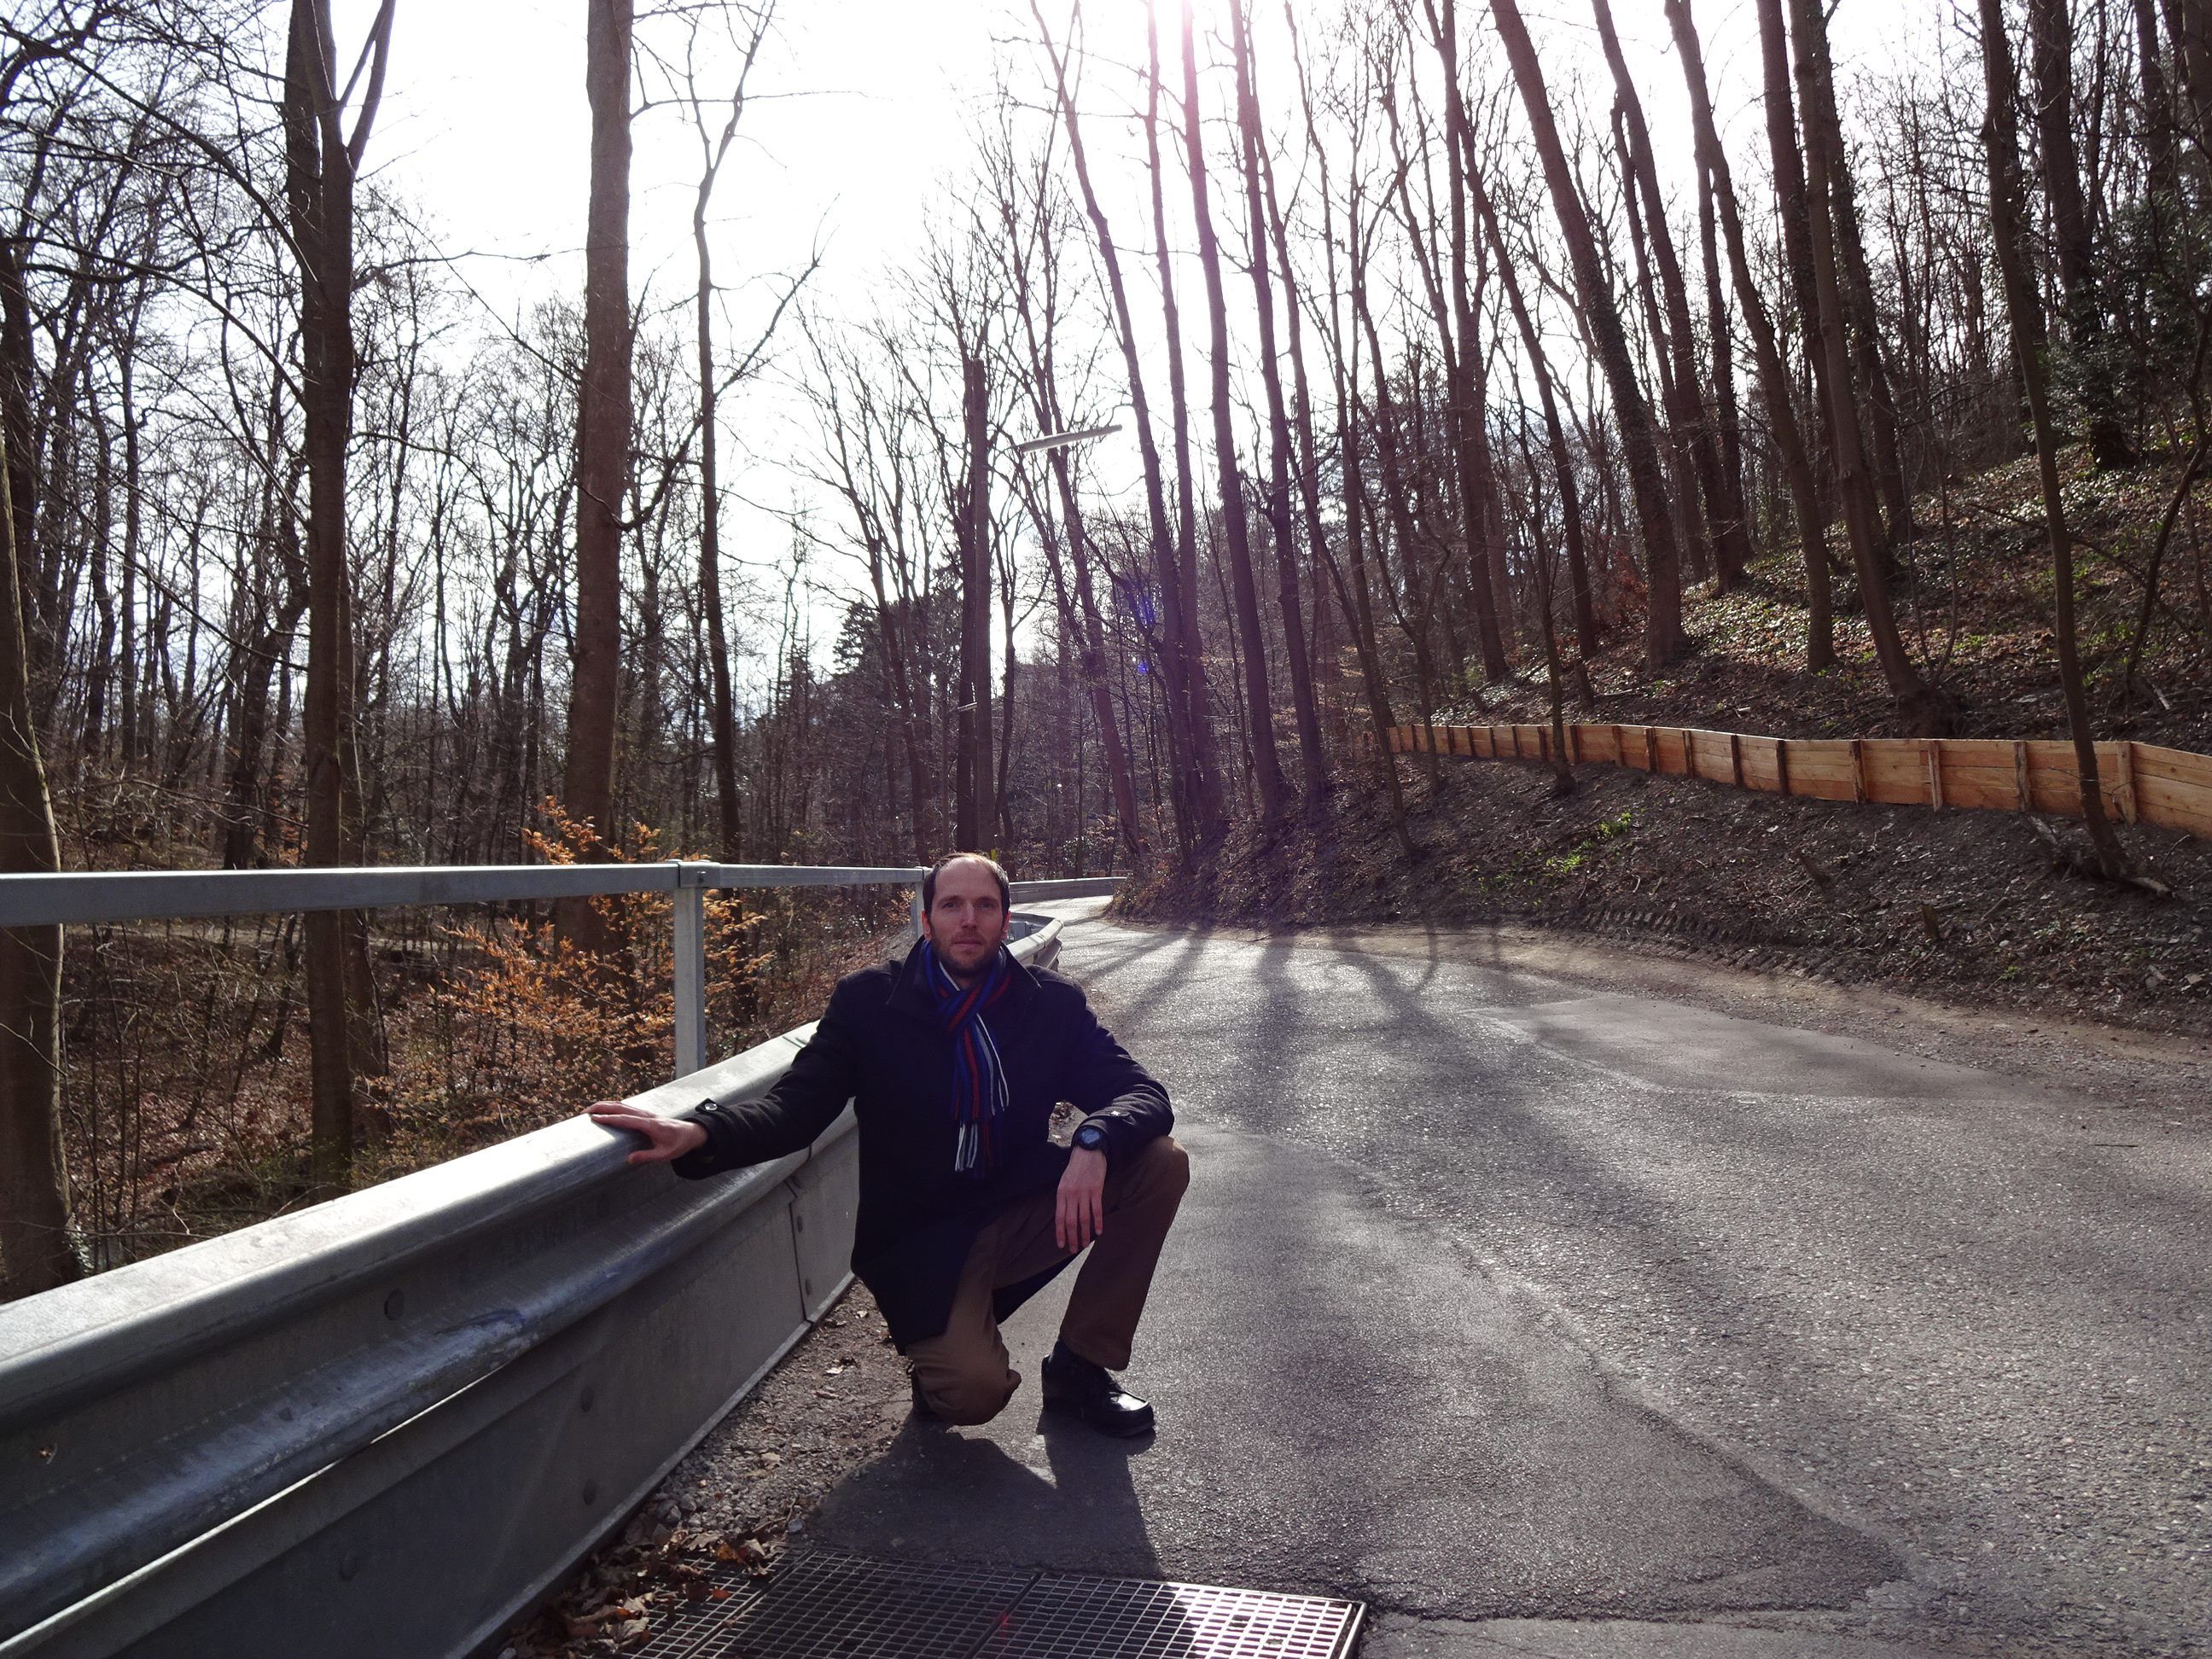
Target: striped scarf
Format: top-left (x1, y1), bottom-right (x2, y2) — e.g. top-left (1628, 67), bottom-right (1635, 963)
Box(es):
top-left (921, 940), bottom-right (1014, 1174)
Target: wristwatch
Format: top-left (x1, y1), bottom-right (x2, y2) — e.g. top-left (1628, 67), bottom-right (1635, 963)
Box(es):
top-left (1073, 1121), bottom-right (1109, 1155)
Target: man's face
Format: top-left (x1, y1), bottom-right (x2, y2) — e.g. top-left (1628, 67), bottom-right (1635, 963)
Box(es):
top-left (923, 859), bottom-right (1009, 977)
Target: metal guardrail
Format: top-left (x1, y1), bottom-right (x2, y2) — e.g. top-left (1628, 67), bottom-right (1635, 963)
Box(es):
top-left (0, 862), bottom-right (1121, 1079)
top-left (0, 912), bottom-right (1070, 1658)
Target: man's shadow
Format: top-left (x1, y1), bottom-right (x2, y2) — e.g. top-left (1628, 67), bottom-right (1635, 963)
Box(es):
top-left (810, 1404), bottom-right (1157, 1574)
top-left (806, 1405), bottom-right (1202, 1653)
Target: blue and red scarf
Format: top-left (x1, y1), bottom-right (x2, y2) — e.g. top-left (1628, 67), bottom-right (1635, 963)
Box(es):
top-left (921, 940), bottom-right (1014, 1174)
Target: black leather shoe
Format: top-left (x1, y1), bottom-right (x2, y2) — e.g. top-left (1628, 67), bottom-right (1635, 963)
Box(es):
top-left (1040, 1342), bottom-right (1155, 1437)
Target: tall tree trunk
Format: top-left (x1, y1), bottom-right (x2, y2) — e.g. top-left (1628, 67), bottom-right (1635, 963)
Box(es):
top-left (1228, 0), bottom-right (1328, 807)
top-left (1286, 24), bottom-right (1412, 853)
top-left (1665, 0), bottom-right (1835, 669)
top-left (690, 52), bottom-right (758, 863)
top-left (1181, 0), bottom-right (1288, 817)
top-left (1789, 0), bottom-right (1916, 543)
top-left (2030, 0), bottom-right (2137, 469)
top-left (0, 298), bottom-right (74, 1299)
top-left (286, 0), bottom-right (393, 1190)
top-left (1488, 0), bottom-right (1685, 667)
top-left (1613, 108), bottom-right (1717, 592)
top-left (1145, 2), bottom-right (1227, 841)
top-left (1788, 0), bottom-right (1937, 723)
top-left (1698, 150), bottom-right (1754, 570)
top-left (1425, 0), bottom-right (1511, 680)
top-left (1978, 0), bottom-right (2130, 877)
top-left (2133, 0), bottom-right (2180, 222)
top-left (1033, 0), bottom-right (1222, 848)
top-left (560, 0), bottom-right (632, 942)
top-left (1511, 401), bottom-right (1576, 793)
top-left (1755, 0), bottom-right (1837, 504)
top-left (219, 591), bottom-right (308, 869)
top-left (1464, 141), bottom-right (1599, 658)
top-left (1592, 0), bottom-right (1751, 590)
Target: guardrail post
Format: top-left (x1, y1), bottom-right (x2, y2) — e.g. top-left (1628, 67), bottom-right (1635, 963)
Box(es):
top-left (911, 866), bottom-right (926, 938)
top-left (673, 864), bottom-right (707, 1080)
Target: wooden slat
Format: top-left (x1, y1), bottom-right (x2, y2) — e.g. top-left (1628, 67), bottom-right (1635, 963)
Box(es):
top-left (1860, 741), bottom-right (1928, 806)
top-left (2026, 742), bottom-right (2088, 816)
top-left (1740, 736), bottom-right (1783, 793)
top-left (2139, 775), bottom-right (2212, 835)
top-left (1945, 771), bottom-right (2032, 812)
top-left (1936, 739), bottom-right (2020, 768)
top-left (2134, 743), bottom-right (2212, 789)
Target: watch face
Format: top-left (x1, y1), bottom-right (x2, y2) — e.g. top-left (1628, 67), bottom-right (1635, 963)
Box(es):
top-left (1075, 1126), bottom-right (1104, 1149)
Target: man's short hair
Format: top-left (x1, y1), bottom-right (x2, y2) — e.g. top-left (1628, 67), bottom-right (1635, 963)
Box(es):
top-left (923, 852), bottom-right (1010, 914)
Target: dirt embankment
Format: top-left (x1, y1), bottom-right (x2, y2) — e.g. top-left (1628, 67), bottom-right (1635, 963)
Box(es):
top-left (1118, 744), bottom-right (2212, 1042)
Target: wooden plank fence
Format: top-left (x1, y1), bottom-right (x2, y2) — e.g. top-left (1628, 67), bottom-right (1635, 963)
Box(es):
top-left (1371, 721), bottom-right (2212, 842)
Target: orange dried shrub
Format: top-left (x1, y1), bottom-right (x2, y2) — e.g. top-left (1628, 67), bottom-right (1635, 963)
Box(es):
top-left (367, 806), bottom-right (905, 1179)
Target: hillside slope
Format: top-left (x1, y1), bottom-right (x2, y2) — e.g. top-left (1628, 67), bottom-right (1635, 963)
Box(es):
top-left (1125, 447), bottom-right (2212, 1038)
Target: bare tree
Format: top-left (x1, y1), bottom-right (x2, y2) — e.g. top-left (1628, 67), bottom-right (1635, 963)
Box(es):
top-left (1786, 0), bottom-right (1941, 726)
top-left (0, 247), bottom-right (73, 1296)
top-left (679, 3), bottom-right (776, 859)
top-left (558, 0), bottom-right (631, 943)
top-left (1486, 0), bottom-right (1685, 667)
top-left (284, 0), bottom-right (393, 1188)
top-left (1227, 0), bottom-right (1328, 806)
top-left (1181, 0), bottom-right (1289, 817)
top-left (2029, 0), bottom-right (2136, 469)
top-left (1590, 0), bottom-right (1750, 591)
top-left (1977, 0), bottom-right (2130, 877)
top-left (1665, 0), bottom-right (1834, 668)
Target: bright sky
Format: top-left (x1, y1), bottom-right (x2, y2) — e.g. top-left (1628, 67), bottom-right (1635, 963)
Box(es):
top-left (342, 0), bottom-right (1941, 655)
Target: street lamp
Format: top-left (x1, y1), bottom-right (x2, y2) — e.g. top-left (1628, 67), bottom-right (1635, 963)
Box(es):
top-left (1012, 422), bottom-right (1121, 457)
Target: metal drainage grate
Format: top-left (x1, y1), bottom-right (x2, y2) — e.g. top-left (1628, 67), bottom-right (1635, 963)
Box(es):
top-left (638, 1552), bottom-right (1364, 1659)
top-left (644, 1553), bottom-right (1036, 1659)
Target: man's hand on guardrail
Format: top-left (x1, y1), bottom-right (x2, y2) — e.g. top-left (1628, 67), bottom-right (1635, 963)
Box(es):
top-left (588, 1103), bottom-right (709, 1165)
top-left (1056, 1147), bottom-right (1108, 1253)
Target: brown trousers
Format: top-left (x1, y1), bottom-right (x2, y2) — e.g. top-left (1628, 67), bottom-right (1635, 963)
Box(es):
top-left (907, 1134), bottom-right (1190, 1425)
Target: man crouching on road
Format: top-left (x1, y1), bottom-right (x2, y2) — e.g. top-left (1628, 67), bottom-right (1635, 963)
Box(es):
top-left (588, 853), bottom-right (1189, 1437)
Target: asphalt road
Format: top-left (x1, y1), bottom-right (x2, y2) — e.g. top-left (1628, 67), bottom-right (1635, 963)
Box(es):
top-left (809, 903), bottom-right (2211, 1656)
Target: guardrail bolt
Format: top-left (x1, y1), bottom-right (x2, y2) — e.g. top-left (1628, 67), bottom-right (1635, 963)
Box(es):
top-left (382, 1289), bottom-right (405, 1321)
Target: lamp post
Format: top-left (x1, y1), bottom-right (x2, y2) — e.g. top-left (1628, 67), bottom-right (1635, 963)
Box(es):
top-left (1013, 422), bottom-right (1121, 457)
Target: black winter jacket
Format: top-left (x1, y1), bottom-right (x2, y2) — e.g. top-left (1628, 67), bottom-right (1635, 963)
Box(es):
top-left (672, 939), bottom-right (1172, 1348)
